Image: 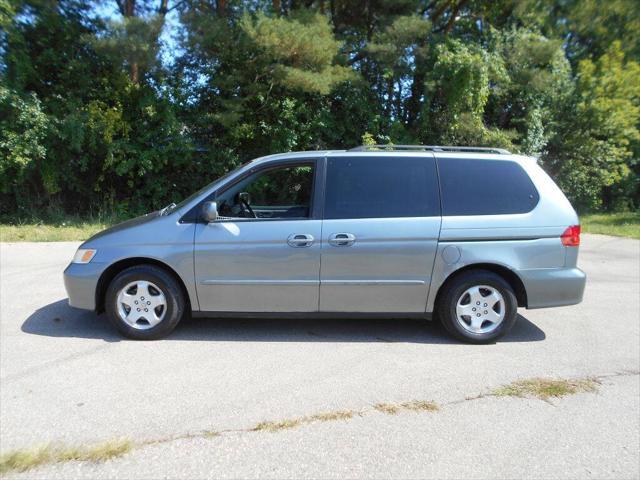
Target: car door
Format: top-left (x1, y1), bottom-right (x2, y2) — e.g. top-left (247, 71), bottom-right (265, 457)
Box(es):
top-left (194, 159), bottom-right (322, 312)
top-left (319, 154), bottom-right (441, 313)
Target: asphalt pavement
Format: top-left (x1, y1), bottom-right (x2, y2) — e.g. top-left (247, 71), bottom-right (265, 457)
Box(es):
top-left (1, 234), bottom-right (638, 479)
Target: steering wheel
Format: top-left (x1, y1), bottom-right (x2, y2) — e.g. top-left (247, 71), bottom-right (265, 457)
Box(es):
top-left (239, 197), bottom-right (256, 218)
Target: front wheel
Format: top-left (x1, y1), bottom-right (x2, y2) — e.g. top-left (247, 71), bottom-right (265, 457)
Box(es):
top-left (105, 265), bottom-right (185, 340)
top-left (436, 270), bottom-right (518, 344)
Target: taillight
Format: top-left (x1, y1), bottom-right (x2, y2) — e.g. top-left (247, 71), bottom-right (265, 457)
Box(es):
top-left (561, 225), bottom-right (581, 247)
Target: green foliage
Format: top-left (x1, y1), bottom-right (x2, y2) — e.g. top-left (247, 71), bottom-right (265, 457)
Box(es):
top-left (51, 87), bottom-right (193, 214)
top-left (559, 0), bottom-right (640, 60)
top-left (490, 29), bottom-right (572, 156)
top-left (432, 40), bottom-right (492, 117)
top-left (361, 132), bottom-right (376, 146)
top-left (545, 42), bottom-right (640, 210)
top-left (241, 11), bottom-right (354, 95)
top-left (367, 15), bottom-right (431, 78)
top-left (90, 15), bottom-right (165, 79)
top-left (0, 86), bottom-right (48, 194)
top-left (423, 39), bottom-right (515, 148)
top-left (0, 0), bottom-right (14, 30)
top-left (0, 0), bottom-right (638, 218)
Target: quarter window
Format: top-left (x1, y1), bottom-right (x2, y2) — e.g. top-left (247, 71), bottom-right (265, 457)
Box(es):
top-left (324, 156), bottom-right (440, 219)
top-left (437, 158), bottom-right (539, 216)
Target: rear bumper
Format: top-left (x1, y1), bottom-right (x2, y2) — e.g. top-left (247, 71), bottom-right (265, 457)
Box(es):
top-left (63, 262), bottom-right (106, 311)
top-left (520, 267), bottom-right (586, 309)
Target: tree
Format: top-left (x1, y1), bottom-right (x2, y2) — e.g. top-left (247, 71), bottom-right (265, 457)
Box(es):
top-left (545, 42), bottom-right (640, 210)
top-left (1, 0), bottom-right (638, 217)
top-left (178, 6), bottom-right (355, 161)
top-left (0, 86), bottom-right (48, 202)
top-left (104, 0), bottom-right (180, 84)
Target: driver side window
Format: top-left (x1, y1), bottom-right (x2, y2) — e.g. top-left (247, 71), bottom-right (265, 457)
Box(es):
top-left (216, 164), bottom-right (314, 220)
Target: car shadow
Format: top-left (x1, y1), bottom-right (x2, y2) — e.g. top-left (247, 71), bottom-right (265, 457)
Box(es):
top-left (21, 299), bottom-right (546, 344)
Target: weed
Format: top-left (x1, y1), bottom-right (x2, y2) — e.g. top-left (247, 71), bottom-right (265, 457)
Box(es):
top-left (400, 400), bottom-right (439, 412)
top-left (492, 377), bottom-right (600, 401)
top-left (373, 403), bottom-right (401, 415)
top-left (0, 439), bottom-right (132, 474)
top-left (308, 410), bottom-right (355, 422)
top-left (252, 409), bottom-right (356, 433)
top-left (252, 419), bottom-right (303, 432)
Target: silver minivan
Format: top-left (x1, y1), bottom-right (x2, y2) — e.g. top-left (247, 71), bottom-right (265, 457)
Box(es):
top-left (63, 145), bottom-right (586, 343)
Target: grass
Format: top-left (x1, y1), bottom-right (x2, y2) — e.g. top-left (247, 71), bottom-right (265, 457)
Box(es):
top-left (254, 401), bottom-right (439, 432)
top-left (374, 400), bottom-right (439, 415)
top-left (0, 220), bottom-right (113, 242)
top-left (373, 403), bottom-right (401, 415)
top-left (251, 409), bottom-right (356, 433)
top-left (400, 400), bottom-right (440, 412)
top-left (307, 410), bottom-right (355, 422)
top-left (252, 418), bottom-right (304, 433)
top-left (0, 439), bottom-right (132, 474)
top-left (580, 211), bottom-right (640, 239)
top-left (492, 377), bottom-right (600, 401)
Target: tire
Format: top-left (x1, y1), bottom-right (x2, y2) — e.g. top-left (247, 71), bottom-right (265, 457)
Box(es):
top-left (436, 270), bottom-right (518, 344)
top-left (105, 265), bottom-right (185, 340)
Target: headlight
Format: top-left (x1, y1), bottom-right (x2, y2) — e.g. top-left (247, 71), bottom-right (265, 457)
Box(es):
top-left (72, 249), bottom-right (97, 264)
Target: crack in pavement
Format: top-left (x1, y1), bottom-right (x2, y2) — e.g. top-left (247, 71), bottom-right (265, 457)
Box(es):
top-left (2, 369), bottom-right (638, 474)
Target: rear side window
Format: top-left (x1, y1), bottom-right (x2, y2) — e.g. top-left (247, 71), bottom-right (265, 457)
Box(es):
top-left (438, 158), bottom-right (539, 216)
top-left (324, 156), bottom-right (440, 219)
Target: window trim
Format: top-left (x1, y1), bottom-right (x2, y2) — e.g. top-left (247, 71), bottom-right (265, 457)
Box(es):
top-left (183, 158), bottom-right (323, 224)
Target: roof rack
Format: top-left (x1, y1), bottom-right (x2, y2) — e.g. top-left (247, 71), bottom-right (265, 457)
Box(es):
top-left (348, 145), bottom-right (511, 155)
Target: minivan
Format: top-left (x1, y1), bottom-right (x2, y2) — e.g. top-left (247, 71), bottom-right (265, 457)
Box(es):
top-left (63, 145), bottom-right (586, 343)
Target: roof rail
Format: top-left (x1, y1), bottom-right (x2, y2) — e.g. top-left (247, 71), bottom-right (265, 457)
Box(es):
top-left (349, 145), bottom-right (511, 155)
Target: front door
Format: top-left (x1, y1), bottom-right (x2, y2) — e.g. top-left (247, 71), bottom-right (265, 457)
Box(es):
top-left (194, 160), bottom-right (321, 312)
top-left (319, 155), bottom-right (442, 312)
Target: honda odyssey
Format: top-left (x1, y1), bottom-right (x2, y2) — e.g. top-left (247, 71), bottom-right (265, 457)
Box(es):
top-left (63, 145), bottom-right (586, 343)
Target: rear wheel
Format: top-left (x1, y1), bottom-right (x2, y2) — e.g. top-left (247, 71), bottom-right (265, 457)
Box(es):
top-left (436, 270), bottom-right (518, 344)
top-left (105, 265), bottom-right (185, 340)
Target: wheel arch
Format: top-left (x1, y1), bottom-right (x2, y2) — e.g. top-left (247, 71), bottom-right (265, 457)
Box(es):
top-left (96, 257), bottom-right (192, 313)
top-left (434, 263), bottom-right (528, 309)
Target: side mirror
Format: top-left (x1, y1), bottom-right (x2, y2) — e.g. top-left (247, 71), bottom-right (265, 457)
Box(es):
top-left (202, 201), bottom-right (219, 223)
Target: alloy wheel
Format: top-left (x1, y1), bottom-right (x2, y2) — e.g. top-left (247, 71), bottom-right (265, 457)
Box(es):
top-left (116, 280), bottom-right (167, 330)
top-left (455, 285), bottom-right (506, 334)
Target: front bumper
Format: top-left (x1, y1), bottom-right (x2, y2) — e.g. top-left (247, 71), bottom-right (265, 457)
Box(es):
top-left (520, 267), bottom-right (586, 309)
top-left (63, 262), bottom-right (107, 311)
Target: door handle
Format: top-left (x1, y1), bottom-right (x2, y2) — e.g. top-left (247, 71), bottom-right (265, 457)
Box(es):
top-left (287, 233), bottom-right (314, 248)
top-left (329, 233), bottom-right (356, 247)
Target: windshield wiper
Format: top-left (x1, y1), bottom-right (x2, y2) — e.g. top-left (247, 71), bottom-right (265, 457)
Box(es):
top-left (159, 202), bottom-right (176, 216)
